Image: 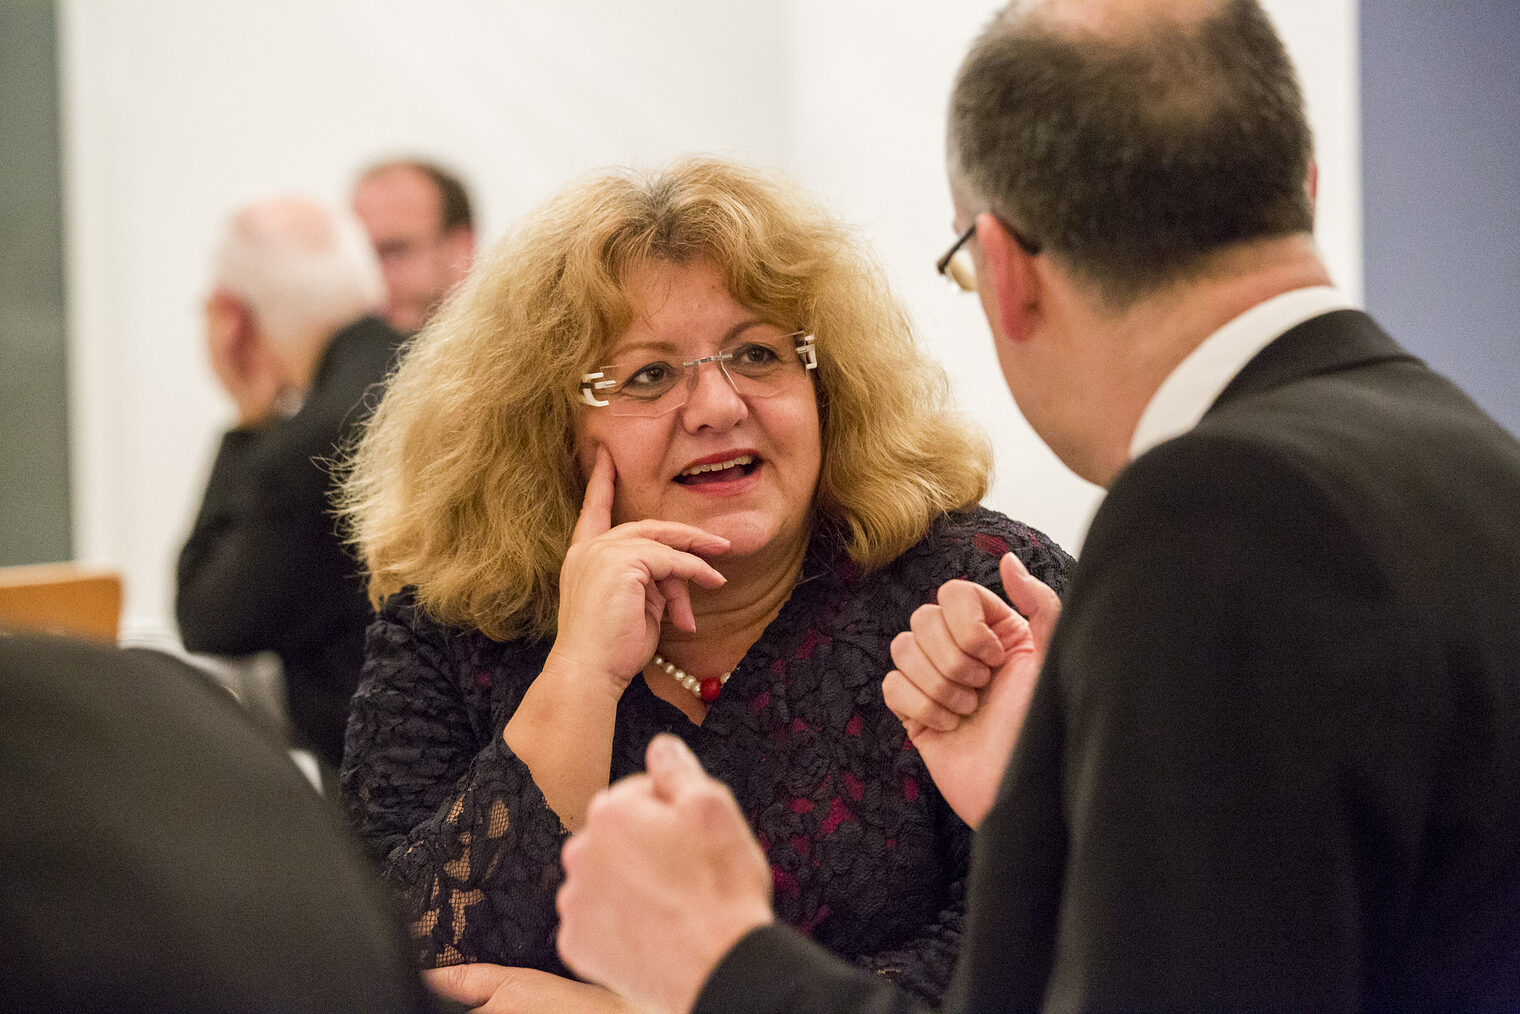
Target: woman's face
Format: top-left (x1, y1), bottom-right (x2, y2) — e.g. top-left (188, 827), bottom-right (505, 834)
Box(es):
top-left (573, 259), bottom-right (822, 561)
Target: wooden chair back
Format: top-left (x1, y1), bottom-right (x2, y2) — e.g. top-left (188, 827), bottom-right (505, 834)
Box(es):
top-left (0, 563), bottom-right (123, 642)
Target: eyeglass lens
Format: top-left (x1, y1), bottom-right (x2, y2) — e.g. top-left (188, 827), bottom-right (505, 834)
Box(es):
top-left (944, 252), bottom-right (977, 292)
top-left (936, 223), bottom-right (978, 293)
top-left (595, 335), bottom-right (809, 417)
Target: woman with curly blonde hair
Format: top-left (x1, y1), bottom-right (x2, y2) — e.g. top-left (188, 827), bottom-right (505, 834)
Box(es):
top-left (339, 157), bottom-right (1070, 1011)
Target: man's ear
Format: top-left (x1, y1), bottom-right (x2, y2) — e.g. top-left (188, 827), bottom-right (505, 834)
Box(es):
top-left (206, 289), bottom-right (255, 355)
top-left (1305, 160), bottom-right (1319, 209)
top-left (976, 212), bottom-right (1040, 344)
top-left (207, 288), bottom-right (286, 380)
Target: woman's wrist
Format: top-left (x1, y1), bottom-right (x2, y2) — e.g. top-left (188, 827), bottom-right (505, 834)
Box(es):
top-left (542, 645), bottom-right (639, 698)
top-left (503, 654), bottom-right (626, 831)
top-left (504, 659), bottom-right (620, 749)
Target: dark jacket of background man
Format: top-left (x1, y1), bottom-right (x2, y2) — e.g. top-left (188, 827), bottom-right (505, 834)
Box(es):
top-left (178, 313), bottom-right (403, 768)
top-left (177, 195), bottom-right (404, 770)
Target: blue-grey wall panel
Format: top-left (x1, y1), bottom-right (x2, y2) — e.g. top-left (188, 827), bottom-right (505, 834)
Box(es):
top-left (1361, 1), bottom-right (1519, 437)
top-left (0, 0), bottom-right (73, 564)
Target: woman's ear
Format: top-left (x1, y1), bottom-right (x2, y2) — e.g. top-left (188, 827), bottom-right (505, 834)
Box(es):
top-left (976, 212), bottom-right (1042, 345)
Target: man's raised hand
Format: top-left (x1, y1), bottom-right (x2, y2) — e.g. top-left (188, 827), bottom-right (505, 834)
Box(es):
top-left (883, 552), bottom-right (1060, 827)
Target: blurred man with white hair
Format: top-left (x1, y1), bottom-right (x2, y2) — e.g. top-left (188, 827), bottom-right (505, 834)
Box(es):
top-left (177, 196), bottom-right (404, 771)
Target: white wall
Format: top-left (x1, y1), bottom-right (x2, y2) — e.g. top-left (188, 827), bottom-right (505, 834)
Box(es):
top-left (60, 0), bottom-right (788, 643)
top-left (60, 0), bottom-right (1358, 644)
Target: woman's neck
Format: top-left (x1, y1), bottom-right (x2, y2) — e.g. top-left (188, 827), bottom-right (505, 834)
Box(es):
top-left (656, 525), bottom-right (810, 675)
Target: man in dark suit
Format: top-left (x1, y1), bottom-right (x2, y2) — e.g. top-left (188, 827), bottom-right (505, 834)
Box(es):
top-left (0, 633), bottom-right (440, 1011)
top-left (547, 0), bottom-right (1520, 1011)
top-left (178, 196), bottom-right (405, 770)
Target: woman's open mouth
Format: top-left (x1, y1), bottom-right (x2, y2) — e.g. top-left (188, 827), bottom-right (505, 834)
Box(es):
top-left (674, 454), bottom-right (760, 485)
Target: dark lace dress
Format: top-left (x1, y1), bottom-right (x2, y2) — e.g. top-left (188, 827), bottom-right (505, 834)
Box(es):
top-left (341, 506), bottom-right (1071, 1004)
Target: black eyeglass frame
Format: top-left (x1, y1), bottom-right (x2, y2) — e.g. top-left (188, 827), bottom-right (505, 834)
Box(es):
top-left (935, 214), bottom-right (1042, 287)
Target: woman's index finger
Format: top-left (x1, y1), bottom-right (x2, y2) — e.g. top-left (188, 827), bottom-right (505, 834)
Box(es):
top-left (571, 445), bottom-right (616, 544)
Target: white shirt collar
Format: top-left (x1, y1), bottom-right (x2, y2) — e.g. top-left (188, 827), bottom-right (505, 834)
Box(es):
top-left (1128, 286), bottom-right (1357, 461)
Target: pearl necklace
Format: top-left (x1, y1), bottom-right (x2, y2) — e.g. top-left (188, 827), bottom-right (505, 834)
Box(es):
top-left (651, 653), bottom-right (732, 703)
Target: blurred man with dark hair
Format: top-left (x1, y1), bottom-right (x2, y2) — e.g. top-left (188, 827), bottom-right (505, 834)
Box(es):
top-left (178, 196), bottom-right (404, 771)
top-left (544, 1), bottom-right (1520, 1011)
top-left (352, 159), bottom-right (476, 331)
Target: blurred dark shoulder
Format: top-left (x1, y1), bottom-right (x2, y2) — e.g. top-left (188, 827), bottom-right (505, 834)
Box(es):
top-left (0, 632), bottom-right (438, 1013)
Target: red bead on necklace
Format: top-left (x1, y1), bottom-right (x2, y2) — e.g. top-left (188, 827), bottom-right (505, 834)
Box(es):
top-left (651, 654), bottom-right (732, 702)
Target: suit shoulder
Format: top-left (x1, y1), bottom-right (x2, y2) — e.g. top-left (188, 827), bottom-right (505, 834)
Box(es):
top-left (1090, 429), bottom-right (1393, 607)
top-left (1103, 429), bottom-right (1348, 537)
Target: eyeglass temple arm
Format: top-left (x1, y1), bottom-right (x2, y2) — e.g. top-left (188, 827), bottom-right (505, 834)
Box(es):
top-left (795, 333), bottom-right (817, 370)
top-left (579, 371), bottom-right (614, 407)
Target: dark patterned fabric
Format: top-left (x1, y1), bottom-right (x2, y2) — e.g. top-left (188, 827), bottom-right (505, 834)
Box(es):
top-left (341, 506), bottom-right (1070, 1003)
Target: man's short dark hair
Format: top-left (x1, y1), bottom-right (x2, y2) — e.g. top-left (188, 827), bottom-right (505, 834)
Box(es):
top-left (360, 158), bottom-right (474, 234)
top-left (949, 0), bottom-right (1314, 304)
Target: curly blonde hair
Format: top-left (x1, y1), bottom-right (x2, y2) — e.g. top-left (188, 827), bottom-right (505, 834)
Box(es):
top-left (339, 157), bottom-right (990, 640)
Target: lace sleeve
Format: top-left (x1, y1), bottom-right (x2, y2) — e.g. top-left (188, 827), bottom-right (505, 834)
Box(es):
top-left (340, 603), bottom-right (570, 970)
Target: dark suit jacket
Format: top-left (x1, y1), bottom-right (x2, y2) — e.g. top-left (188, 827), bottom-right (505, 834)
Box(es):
top-left (177, 315), bottom-right (404, 768)
top-left (696, 311), bottom-right (1520, 1011)
top-left (0, 633), bottom-right (440, 1013)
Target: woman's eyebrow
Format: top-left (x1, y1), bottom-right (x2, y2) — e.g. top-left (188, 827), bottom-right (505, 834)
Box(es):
top-left (607, 319), bottom-right (769, 359)
top-left (720, 319), bottom-right (771, 345)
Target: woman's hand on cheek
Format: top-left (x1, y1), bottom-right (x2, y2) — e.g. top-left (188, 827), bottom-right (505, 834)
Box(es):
top-left (552, 446), bottom-right (730, 694)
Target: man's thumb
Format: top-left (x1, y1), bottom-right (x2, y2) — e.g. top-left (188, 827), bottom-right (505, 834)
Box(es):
top-left (647, 733), bottom-right (704, 800)
top-left (1000, 552), bottom-right (1060, 644)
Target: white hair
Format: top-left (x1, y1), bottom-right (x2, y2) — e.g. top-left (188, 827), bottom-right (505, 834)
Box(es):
top-left (212, 196), bottom-right (385, 350)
